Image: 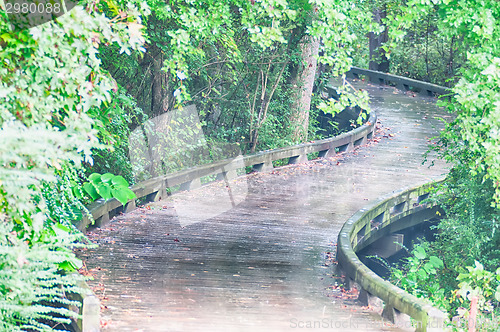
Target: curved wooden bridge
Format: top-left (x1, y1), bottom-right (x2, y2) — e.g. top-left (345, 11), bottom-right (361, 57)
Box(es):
top-left (80, 78), bottom-right (450, 331)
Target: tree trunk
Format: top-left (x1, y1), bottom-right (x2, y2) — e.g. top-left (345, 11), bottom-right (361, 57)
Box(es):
top-left (289, 35), bottom-right (320, 142)
top-left (150, 46), bottom-right (171, 116)
top-left (369, 7), bottom-right (389, 72)
top-left (249, 61), bottom-right (288, 153)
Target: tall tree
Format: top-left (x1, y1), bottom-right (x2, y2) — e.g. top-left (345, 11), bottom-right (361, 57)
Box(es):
top-left (289, 34), bottom-right (320, 141)
top-left (368, 5), bottom-right (389, 72)
top-left (101, 0), bottom-right (375, 152)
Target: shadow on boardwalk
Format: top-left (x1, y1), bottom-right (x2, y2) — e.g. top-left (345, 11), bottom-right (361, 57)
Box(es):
top-left (79, 79), bottom-right (451, 331)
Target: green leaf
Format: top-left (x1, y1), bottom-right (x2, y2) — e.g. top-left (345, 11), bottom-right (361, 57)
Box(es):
top-left (429, 256), bottom-right (444, 269)
top-left (414, 246), bottom-right (427, 260)
top-left (96, 183), bottom-right (112, 199)
top-left (112, 187), bottom-right (130, 205)
top-left (58, 261), bottom-right (74, 272)
top-left (89, 173), bottom-right (102, 183)
top-left (52, 223), bottom-right (71, 234)
top-left (424, 262), bottom-right (436, 274)
top-left (0, 33), bottom-right (15, 42)
top-left (111, 175), bottom-right (129, 188)
top-left (59, 257), bottom-right (83, 272)
top-left (123, 187), bottom-right (136, 200)
top-left (72, 185), bottom-right (83, 199)
top-left (417, 269), bottom-right (428, 280)
top-left (101, 173), bottom-right (115, 183)
top-left (83, 182), bottom-right (100, 200)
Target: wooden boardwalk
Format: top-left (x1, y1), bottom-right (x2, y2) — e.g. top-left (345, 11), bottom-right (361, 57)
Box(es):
top-left (80, 79), bottom-right (450, 331)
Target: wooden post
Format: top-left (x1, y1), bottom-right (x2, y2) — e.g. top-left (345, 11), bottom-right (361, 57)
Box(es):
top-left (82, 295), bottom-right (100, 332)
top-left (469, 296), bottom-right (478, 332)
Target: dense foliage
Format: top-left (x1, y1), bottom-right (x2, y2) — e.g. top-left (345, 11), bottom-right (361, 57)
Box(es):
top-left (0, 1), bottom-right (149, 330)
top-left (388, 172), bottom-right (500, 328)
top-left (85, 87), bottom-right (148, 183)
top-left (101, 0), bottom-right (374, 157)
top-left (371, 0), bottom-right (500, 327)
top-left (376, 0), bottom-right (500, 204)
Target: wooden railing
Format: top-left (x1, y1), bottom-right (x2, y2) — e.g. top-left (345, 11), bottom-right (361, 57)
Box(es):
top-left (336, 180), bottom-right (447, 331)
top-left (336, 67), bottom-right (451, 332)
top-left (76, 113), bottom-right (377, 230)
top-left (348, 66), bottom-right (450, 97)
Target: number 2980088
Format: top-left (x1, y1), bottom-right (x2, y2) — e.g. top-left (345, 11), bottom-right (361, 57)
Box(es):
top-left (4, 1), bottom-right (62, 15)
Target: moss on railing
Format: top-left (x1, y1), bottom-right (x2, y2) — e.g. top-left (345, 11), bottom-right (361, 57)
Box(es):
top-left (337, 179), bottom-right (447, 332)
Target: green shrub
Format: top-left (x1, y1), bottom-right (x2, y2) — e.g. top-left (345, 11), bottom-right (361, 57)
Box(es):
top-left (0, 1), bottom-right (149, 330)
top-left (86, 88), bottom-right (148, 184)
top-left (389, 169), bottom-right (500, 323)
top-left (81, 173), bottom-right (136, 205)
